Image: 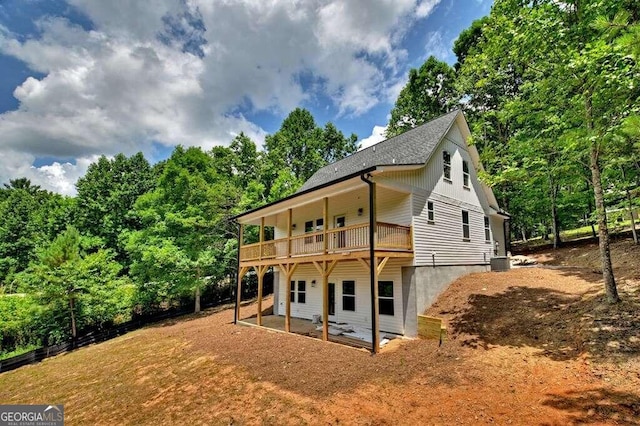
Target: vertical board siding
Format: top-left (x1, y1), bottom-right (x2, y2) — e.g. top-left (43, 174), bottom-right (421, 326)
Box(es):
top-left (276, 259), bottom-right (408, 334)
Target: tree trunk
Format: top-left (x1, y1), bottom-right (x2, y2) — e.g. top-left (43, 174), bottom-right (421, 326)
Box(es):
top-left (627, 191), bottom-right (638, 245)
top-left (586, 92), bottom-right (619, 303)
top-left (621, 167), bottom-right (638, 245)
top-left (194, 266), bottom-right (201, 313)
top-left (585, 179), bottom-right (597, 238)
top-left (521, 227), bottom-right (528, 242)
top-left (70, 297), bottom-right (77, 347)
top-left (550, 181), bottom-right (562, 248)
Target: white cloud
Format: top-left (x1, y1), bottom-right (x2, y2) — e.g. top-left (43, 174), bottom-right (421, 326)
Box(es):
top-left (424, 30), bottom-right (451, 62)
top-left (0, 0), bottom-right (437, 194)
top-left (359, 125), bottom-right (388, 150)
top-left (416, 0), bottom-right (442, 18)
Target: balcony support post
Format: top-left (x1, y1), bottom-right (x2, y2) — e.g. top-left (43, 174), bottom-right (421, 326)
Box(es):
top-left (287, 208), bottom-right (292, 258)
top-left (323, 197), bottom-right (328, 254)
top-left (234, 223), bottom-right (244, 324)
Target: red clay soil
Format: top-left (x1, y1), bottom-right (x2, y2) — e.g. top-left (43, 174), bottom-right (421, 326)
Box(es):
top-left (1, 242), bottom-right (639, 425)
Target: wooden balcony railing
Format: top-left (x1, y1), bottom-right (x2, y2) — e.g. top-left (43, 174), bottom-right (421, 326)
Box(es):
top-left (239, 222), bottom-right (412, 262)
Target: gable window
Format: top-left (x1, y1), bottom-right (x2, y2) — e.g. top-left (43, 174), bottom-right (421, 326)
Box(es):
top-left (290, 281), bottom-right (296, 302)
top-left (427, 201), bottom-right (435, 223)
top-left (342, 280), bottom-right (355, 311)
top-left (463, 160), bottom-right (470, 188)
top-left (462, 210), bottom-right (470, 241)
top-left (378, 281), bottom-right (394, 316)
top-left (484, 216), bottom-right (491, 242)
top-left (297, 281), bottom-right (306, 304)
top-left (443, 151), bottom-right (451, 181)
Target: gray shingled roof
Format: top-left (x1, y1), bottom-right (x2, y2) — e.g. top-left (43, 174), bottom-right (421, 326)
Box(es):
top-left (297, 109), bottom-right (460, 193)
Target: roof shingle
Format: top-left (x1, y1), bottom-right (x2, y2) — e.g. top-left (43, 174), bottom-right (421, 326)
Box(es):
top-left (297, 110), bottom-right (460, 193)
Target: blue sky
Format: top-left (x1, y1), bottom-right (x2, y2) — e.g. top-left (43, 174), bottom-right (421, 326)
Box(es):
top-left (0, 0), bottom-right (492, 194)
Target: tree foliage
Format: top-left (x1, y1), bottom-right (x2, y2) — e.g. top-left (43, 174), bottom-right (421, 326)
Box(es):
top-left (386, 56), bottom-right (459, 137)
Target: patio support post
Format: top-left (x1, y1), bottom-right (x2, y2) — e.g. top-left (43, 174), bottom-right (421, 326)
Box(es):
top-left (322, 260), bottom-right (329, 341)
top-left (255, 264), bottom-right (268, 327)
top-left (361, 173), bottom-right (380, 354)
top-left (235, 223), bottom-right (244, 324)
top-left (283, 263), bottom-right (297, 333)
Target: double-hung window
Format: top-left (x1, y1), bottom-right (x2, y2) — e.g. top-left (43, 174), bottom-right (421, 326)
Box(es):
top-left (443, 151), bottom-right (451, 181)
top-left (342, 280), bottom-right (355, 311)
top-left (462, 210), bottom-right (470, 241)
top-left (427, 201), bottom-right (435, 223)
top-left (463, 160), bottom-right (470, 188)
top-left (378, 281), bottom-right (394, 316)
top-left (484, 216), bottom-right (491, 242)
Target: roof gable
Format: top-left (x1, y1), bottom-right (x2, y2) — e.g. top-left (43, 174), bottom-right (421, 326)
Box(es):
top-left (297, 109), bottom-right (460, 193)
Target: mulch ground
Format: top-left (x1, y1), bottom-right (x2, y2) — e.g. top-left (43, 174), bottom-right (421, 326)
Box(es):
top-left (1, 241), bottom-right (639, 425)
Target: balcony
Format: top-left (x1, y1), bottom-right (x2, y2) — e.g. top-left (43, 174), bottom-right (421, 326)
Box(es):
top-left (239, 222), bottom-right (412, 263)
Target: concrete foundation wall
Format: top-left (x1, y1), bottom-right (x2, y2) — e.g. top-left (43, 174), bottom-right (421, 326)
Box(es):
top-left (402, 264), bottom-right (489, 337)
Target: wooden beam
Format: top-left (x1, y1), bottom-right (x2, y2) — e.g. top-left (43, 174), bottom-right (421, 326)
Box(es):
top-left (322, 260), bottom-right (329, 341)
top-left (284, 263), bottom-right (298, 333)
top-left (287, 208), bottom-right (293, 258)
top-left (323, 197), bottom-right (328, 254)
top-left (376, 256), bottom-right (390, 275)
top-left (327, 259), bottom-right (339, 277)
top-left (277, 263), bottom-right (287, 276)
top-left (259, 216), bottom-right (265, 260)
top-left (312, 261), bottom-right (323, 275)
top-left (357, 258), bottom-right (369, 272)
top-left (235, 224), bottom-right (244, 323)
top-left (239, 249), bottom-right (413, 268)
top-left (257, 265), bottom-right (265, 327)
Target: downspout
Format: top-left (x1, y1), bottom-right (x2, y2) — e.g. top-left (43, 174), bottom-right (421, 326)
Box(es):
top-left (503, 218), bottom-right (509, 256)
top-left (360, 173), bottom-right (377, 354)
top-left (233, 220), bottom-right (241, 324)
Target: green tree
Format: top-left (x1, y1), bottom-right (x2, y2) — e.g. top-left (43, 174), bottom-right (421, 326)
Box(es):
top-left (75, 153), bottom-right (156, 261)
top-left (386, 56), bottom-right (459, 137)
top-left (126, 146), bottom-right (240, 313)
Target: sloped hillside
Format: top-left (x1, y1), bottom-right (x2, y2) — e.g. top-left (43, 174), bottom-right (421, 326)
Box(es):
top-left (1, 254), bottom-right (638, 425)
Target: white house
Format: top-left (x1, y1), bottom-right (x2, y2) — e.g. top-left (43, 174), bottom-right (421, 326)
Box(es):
top-left (233, 110), bottom-right (509, 352)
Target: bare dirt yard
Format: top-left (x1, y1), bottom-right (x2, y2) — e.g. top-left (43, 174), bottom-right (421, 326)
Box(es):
top-left (1, 240), bottom-right (639, 425)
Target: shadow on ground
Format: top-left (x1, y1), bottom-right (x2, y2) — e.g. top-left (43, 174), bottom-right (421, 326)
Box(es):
top-left (542, 388), bottom-right (640, 425)
top-left (449, 283), bottom-right (640, 362)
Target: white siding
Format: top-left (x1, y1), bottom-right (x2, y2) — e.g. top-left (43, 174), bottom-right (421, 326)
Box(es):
top-left (275, 259), bottom-right (408, 334)
top-left (394, 125), bottom-right (498, 266)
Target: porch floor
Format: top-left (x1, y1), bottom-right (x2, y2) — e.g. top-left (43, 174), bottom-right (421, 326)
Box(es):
top-left (241, 315), bottom-right (401, 351)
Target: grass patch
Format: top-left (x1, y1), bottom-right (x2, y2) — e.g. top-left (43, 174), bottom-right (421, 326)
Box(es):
top-left (0, 344), bottom-right (39, 361)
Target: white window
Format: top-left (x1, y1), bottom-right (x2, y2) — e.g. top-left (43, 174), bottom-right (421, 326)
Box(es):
top-left (443, 151), bottom-right (451, 181)
top-left (462, 210), bottom-right (470, 241)
top-left (463, 160), bottom-right (470, 188)
top-left (378, 281), bottom-right (394, 316)
top-left (484, 216), bottom-right (491, 242)
top-left (291, 280), bottom-right (306, 303)
top-left (342, 280), bottom-right (355, 311)
top-left (297, 280), bottom-right (306, 304)
top-left (427, 201), bottom-right (434, 223)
